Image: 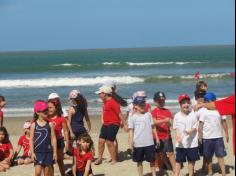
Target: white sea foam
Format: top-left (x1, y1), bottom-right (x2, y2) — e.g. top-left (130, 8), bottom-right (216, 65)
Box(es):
top-left (126, 62), bottom-right (204, 66)
top-left (53, 63), bottom-right (81, 67)
top-left (0, 76), bottom-right (144, 88)
top-left (180, 73), bottom-right (230, 79)
top-left (103, 62), bottom-right (121, 65)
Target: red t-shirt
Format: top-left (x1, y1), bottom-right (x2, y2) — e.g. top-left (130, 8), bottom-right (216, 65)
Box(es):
top-left (152, 107), bottom-right (173, 140)
top-left (74, 148), bottom-right (93, 172)
top-left (103, 98), bottom-right (121, 126)
top-left (50, 116), bottom-right (66, 139)
top-left (215, 95), bottom-right (235, 155)
top-left (0, 142), bottom-right (13, 161)
top-left (18, 135), bottom-right (30, 157)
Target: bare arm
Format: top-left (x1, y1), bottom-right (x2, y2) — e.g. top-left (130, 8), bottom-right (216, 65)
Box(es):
top-left (128, 129), bottom-right (134, 150)
top-left (222, 119), bottom-right (229, 143)
top-left (50, 123), bottom-right (58, 162)
top-left (62, 120), bottom-right (70, 151)
top-left (84, 160), bottom-right (92, 176)
top-left (198, 122), bottom-right (204, 144)
top-left (152, 126), bottom-right (160, 144)
top-left (67, 107), bottom-right (75, 139)
top-left (30, 123), bottom-right (36, 161)
top-left (194, 102), bottom-right (216, 111)
top-left (84, 109), bottom-right (91, 133)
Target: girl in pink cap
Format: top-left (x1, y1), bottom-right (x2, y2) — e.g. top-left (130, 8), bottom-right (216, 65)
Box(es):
top-left (15, 121), bottom-right (33, 165)
top-left (30, 100), bottom-right (57, 176)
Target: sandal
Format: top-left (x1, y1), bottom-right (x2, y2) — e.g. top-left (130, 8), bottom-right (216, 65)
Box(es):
top-left (94, 159), bottom-right (103, 165)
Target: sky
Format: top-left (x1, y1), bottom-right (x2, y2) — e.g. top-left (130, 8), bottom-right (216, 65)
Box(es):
top-left (0, 0), bottom-right (235, 51)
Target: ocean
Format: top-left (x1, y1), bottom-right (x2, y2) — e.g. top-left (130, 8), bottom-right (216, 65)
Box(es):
top-left (0, 45), bottom-right (235, 118)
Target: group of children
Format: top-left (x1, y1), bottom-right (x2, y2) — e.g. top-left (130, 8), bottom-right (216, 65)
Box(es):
top-left (0, 80), bottom-right (232, 176)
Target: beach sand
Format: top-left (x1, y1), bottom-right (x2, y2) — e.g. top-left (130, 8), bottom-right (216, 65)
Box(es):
top-left (1, 116), bottom-right (235, 176)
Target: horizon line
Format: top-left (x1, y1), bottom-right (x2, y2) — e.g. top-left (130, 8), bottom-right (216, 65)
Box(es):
top-left (0, 43), bottom-right (235, 54)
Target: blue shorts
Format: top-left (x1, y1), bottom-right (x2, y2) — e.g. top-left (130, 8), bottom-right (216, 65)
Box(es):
top-left (72, 127), bottom-right (87, 140)
top-left (203, 138), bottom-right (227, 159)
top-left (176, 147), bottom-right (200, 163)
top-left (34, 152), bottom-right (54, 166)
top-left (57, 138), bottom-right (65, 150)
top-left (155, 138), bottom-right (174, 153)
top-left (133, 145), bottom-right (156, 163)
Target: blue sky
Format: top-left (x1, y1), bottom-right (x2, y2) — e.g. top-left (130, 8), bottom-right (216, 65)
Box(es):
top-left (0, 0), bottom-right (235, 51)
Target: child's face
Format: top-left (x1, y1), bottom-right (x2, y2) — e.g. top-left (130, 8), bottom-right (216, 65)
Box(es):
top-left (37, 109), bottom-right (48, 119)
top-left (48, 102), bottom-right (56, 116)
top-left (99, 93), bottom-right (106, 101)
top-left (0, 131), bottom-right (5, 142)
top-left (180, 99), bottom-right (191, 113)
top-left (156, 99), bottom-right (165, 108)
top-left (79, 139), bottom-right (90, 151)
top-left (0, 101), bottom-right (6, 108)
top-left (200, 85), bottom-right (208, 92)
top-left (134, 104), bottom-right (146, 114)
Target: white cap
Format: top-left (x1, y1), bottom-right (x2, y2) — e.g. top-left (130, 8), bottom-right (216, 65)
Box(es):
top-left (69, 90), bottom-right (80, 99)
top-left (95, 86), bottom-right (113, 95)
top-left (103, 80), bottom-right (116, 88)
top-left (48, 93), bottom-right (60, 100)
top-left (136, 91), bottom-right (147, 97)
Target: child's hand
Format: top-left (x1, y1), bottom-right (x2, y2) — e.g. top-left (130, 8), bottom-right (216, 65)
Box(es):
top-left (70, 132), bottom-right (75, 140)
top-left (53, 152), bottom-right (58, 163)
top-left (185, 128), bottom-right (195, 135)
top-left (65, 142), bottom-right (69, 152)
top-left (31, 153), bottom-right (37, 161)
top-left (225, 134), bottom-right (229, 143)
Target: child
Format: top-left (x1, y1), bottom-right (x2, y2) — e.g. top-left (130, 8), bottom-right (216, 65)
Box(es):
top-left (48, 97), bottom-right (70, 176)
top-left (68, 90), bottom-right (91, 140)
top-left (30, 100), bottom-right (57, 176)
top-left (73, 133), bottom-right (94, 176)
top-left (152, 91), bottom-right (176, 175)
top-left (128, 96), bottom-right (160, 176)
top-left (198, 93), bottom-right (228, 176)
top-left (15, 121), bottom-right (33, 165)
top-left (0, 96), bottom-right (6, 127)
top-left (0, 127), bottom-right (14, 172)
top-left (196, 81), bottom-right (208, 92)
top-left (95, 86), bottom-right (126, 165)
top-left (173, 94), bottom-right (199, 176)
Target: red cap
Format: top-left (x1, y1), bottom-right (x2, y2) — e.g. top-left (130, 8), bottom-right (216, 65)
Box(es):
top-left (178, 94), bottom-right (191, 104)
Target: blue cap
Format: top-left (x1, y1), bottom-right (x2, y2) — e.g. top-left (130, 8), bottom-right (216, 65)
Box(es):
top-left (133, 96), bottom-right (146, 105)
top-left (204, 92), bottom-right (217, 102)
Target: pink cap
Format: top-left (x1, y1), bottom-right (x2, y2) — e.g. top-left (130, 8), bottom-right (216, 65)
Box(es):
top-left (69, 90), bottom-right (80, 99)
top-left (23, 121), bottom-right (31, 129)
top-left (34, 100), bottom-right (48, 113)
top-left (178, 94), bottom-right (191, 104)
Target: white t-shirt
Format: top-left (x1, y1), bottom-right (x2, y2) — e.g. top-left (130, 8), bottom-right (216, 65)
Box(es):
top-left (198, 108), bottom-right (226, 139)
top-left (126, 104), bottom-right (134, 117)
top-left (128, 112), bottom-right (154, 148)
top-left (173, 111), bottom-right (199, 148)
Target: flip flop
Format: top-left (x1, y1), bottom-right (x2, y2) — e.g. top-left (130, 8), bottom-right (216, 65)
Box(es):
top-left (94, 159), bottom-right (103, 165)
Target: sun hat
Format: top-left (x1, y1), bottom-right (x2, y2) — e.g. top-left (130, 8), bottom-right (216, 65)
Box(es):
top-left (95, 86), bottom-right (113, 95)
top-left (23, 121), bottom-right (31, 129)
top-left (48, 93), bottom-right (60, 100)
top-left (133, 96), bottom-right (146, 105)
top-left (34, 100), bottom-right (48, 113)
top-left (204, 92), bottom-right (217, 102)
top-left (154, 91), bottom-right (166, 101)
top-left (178, 94), bottom-right (191, 104)
top-left (103, 80), bottom-right (116, 88)
top-left (69, 90), bottom-right (80, 99)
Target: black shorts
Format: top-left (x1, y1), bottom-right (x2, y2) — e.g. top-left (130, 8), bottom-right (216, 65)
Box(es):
top-left (99, 125), bottom-right (119, 142)
top-left (155, 138), bottom-right (174, 153)
top-left (176, 147), bottom-right (200, 163)
top-left (133, 145), bottom-right (156, 163)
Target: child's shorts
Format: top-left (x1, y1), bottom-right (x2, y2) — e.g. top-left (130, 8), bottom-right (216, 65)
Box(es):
top-left (133, 145), bottom-right (156, 163)
top-left (155, 138), bottom-right (174, 153)
top-left (176, 147), bottom-right (200, 163)
top-left (99, 125), bottom-right (119, 142)
top-left (34, 152), bottom-right (54, 166)
top-left (203, 138), bottom-right (227, 159)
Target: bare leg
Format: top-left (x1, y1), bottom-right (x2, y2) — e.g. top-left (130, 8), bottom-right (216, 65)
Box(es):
top-left (218, 157), bottom-right (226, 176)
top-left (137, 162), bottom-right (143, 176)
top-left (97, 138), bottom-right (106, 162)
top-left (57, 149), bottom-right (66, 176)
top-left (44, 166), bottom-right (54, 176)
top-left (150, 161), bottom-right (156, 176)
top-left (157, 152), bottom-right (164, 175)
top-left (35, 165), bottom-right (43, 176)
top-left (167, 152), bottom-right (176, 175)
top-left (175, 162), bottom-right (182, 176)
top-left (106, 140), bottom-right (117, 164)
top-left (206, 158), bottom-right (213, 175)
top-left (188, 161), bottom-right (195, 176)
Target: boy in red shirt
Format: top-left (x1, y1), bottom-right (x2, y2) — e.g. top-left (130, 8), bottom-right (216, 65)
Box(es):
top-left (95, 86), bottom-right (126, 165)
top-left (0, 96), bottom-right (6, 127)
top-left (152, 92), bottom-right (176, 175)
